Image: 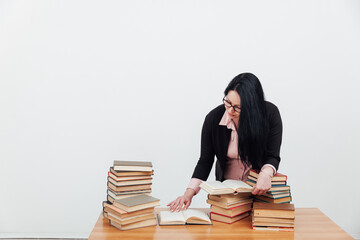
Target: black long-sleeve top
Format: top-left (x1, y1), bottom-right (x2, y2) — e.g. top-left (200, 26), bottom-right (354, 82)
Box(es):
top-left (191, 101), bottom-right (283, 181)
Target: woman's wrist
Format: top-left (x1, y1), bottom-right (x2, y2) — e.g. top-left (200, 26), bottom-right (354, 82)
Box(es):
top-left (185, 188), bottom-right (196, 197)
top-left (260, 166), bottom-right (275, 177)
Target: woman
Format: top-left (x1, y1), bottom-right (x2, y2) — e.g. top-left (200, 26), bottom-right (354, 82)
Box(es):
top-left (167, 72), bottom-right (283, 212)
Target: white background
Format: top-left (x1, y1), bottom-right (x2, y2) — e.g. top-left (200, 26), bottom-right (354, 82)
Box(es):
top-left (0, 0), bottom-right (359, 238)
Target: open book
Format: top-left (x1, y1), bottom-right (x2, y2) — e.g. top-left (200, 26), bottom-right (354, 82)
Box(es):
top-left (158, 209), bottom-right (212, 225)
top-left (200, 180), bottom-right (253, 195)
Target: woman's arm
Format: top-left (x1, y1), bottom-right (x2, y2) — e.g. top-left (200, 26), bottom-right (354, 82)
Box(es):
top-left (253, 104), bottom-right (283, 195)
top-left (167, 114), bottom-right (216, 211)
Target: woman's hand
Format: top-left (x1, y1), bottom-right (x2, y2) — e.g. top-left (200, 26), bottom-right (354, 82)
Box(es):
top-left (167, 188), bottom-right (196, 212)
top-left (252, 167), bottom-right (273, 195)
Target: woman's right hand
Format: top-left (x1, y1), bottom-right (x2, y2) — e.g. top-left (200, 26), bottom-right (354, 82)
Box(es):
top-left (167, 188), bottom-right (196, 212)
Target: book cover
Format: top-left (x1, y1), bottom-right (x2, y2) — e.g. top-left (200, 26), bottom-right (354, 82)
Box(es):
top-left (249, 169), bottom-right (287, 181)
top-left (110, 167), bottom-right (154, 177)
top-left (210, 211), bottom-right (250, 224)
top-left (113, 161), bottom-right (153, 171)
top-left (113, 194), bottom-right (160, 212)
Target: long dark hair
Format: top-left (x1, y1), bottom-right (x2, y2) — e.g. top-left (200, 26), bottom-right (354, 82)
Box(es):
top-left (224, 73), bottom-right (269, 167)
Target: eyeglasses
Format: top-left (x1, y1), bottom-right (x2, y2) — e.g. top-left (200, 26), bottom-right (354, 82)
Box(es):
top-left (223, 97), bottom-right (241, 113)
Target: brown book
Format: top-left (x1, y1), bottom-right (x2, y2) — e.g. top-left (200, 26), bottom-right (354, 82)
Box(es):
top-left (252, 221), bottom-right (294, 228)
top-left (246, 180), bottom-right (290, 192)
top-left (252, 202), bottom-right (295, 219)
top-left (108, 177), bottom-right (152, 186)
top-left (107, 212), bottom-right (156, 225)
top-left (107, 189), bottom-right (151, 201)
top-left (249, 169), bottom-right (287, 181)
top-left (206, 198), bottom-right (253, 209)
top-left (113, 194), bottom-right (160, 212)
top-left (108, 171), bottom-right (153, 181)
top-left (107, 182), bottom-right (152, 192)
top-left (247, 175), bottom-right (286, 185)
top-left (252, 226), bottom-right (294, 232)
top-left (110, 167), bottom-right (154, 177)
top-left (103, 201), bottom-right (155, 218)
top-left (113, 160), bottom-right (153, 172)
top-left (262, 191), bottom-right (291, 199)
top-left (210, 211), bottom-right (250, 224)
top-left (211, 203), bottom-right (252, 217)
top-left (110, 217), bottom-right (157, 230)
top-left (254, 195), bottom-right (292, 204)
top-left (252, 215), bottom-right (295, 224)
top-left (207, 193), bottom-right (252, 204)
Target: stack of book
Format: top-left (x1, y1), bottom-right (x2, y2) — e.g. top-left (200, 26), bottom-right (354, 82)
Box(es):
top-left (107, 160), bottom-right (154, 202)
top-left (103, 194), bottom-right (160, 230)
top-left (252, 202), bottom-right (295, 231)
top-left (208, 193), bottom-right (253, 223)
top-left (246, 169), bottom-right (291, 204)
top-left (199, 180), bottom-right (253, 224)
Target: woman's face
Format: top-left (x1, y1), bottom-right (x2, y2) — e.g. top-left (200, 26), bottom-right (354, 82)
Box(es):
top-left (224, 90), bottom-right (241, 122)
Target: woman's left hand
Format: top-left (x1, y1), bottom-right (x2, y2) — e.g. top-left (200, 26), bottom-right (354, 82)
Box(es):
top-left (252, 167), bottom-right (273, 195)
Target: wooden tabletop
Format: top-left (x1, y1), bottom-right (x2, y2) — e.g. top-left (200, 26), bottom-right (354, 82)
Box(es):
top-left (88, 208), bottom-right (353, 240)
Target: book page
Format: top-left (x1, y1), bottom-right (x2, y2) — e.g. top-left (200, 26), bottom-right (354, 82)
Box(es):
top-left (201, 181), bottom-right (228, 190)
top-left (223, 180), bottom-right (253, 191)
top-left (159, 211), bottom-right (185, 224)
top-left (183, 209), bottom-right (211, 223)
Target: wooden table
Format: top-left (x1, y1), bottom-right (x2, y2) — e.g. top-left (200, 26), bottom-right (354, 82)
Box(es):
top-left (88, 208), bottom-right (353, 240)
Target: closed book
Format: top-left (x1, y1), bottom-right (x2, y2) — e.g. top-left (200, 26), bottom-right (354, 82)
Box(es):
top-left (210, 211), bottom-right (250, 224)
top-left (252, 216), bottom-right (295, 224)
top-left (211, 203), bottom-right (252, 217)
top-left (206, 198), bottom-right (253, 209)
top-left (262, 191), bottom-right (291, 199)
top-left (252, 221), bottom-right (295, 228)
top-left (252, 226), bottom-right (294, 232)
top-left (207, 193), bottom-right (252, 204)
top-left (107, 176), bottom-right (152, 186)
top-left (108, 171), bottom-right (152, 181)
top-left (247, 175), bottom-right (286, 185)
top-left (103, 201), bottom-right (155, 219)
top-left (249, 169), bottom-right (287, 182)
top-left (110, 217), bottom-right (157, 230)
top-left (254, 195), bottom-right (292, 204)
top-left (113, 160), bottom-right (153, 172)
top-left (113, 194), bottom-right (160, 212)
top-left (107, 189), bottom-right (151, 200)
top-left (246, 180), bottom-right (290, 192)
top-left (107, 212), bottom-right (156, 225)
top-left (252, 202), bottom-right (295, 219)
top-left (107, 181), bottom-right (152, 192)
top-left (110, 167), bottom-right (154, 177)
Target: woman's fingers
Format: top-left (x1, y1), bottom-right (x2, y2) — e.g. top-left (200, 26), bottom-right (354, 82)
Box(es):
top-left (184, 199), bottom-right (191, 210)
top-left (176, 198), bottom-right (185, 212)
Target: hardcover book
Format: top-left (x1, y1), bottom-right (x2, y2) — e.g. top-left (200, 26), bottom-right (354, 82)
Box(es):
top-left (113, 160), bottom-right (153, 172)
top-left (211, 203), bottom-right (252, 217)
top-left (210, 211), bottom-right (250, 224)
top-left (206, 198), bottom-right (253, 209)
top-left (113, 194), bottom-right (160, 212)
top-left (110, 217), bottom-right (157, 230)
top-left (249, 169), bottom-right (287, 182)
top-left (110, 167), bottom-right (154, 177)
top-left (207, 193), bottom-right (252, 204)
top-left (252, 202), bottom-right (295, 219)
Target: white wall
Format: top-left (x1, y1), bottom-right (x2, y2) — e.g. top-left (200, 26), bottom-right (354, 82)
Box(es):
top-left (0, 0), bottom-right (359, 238)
